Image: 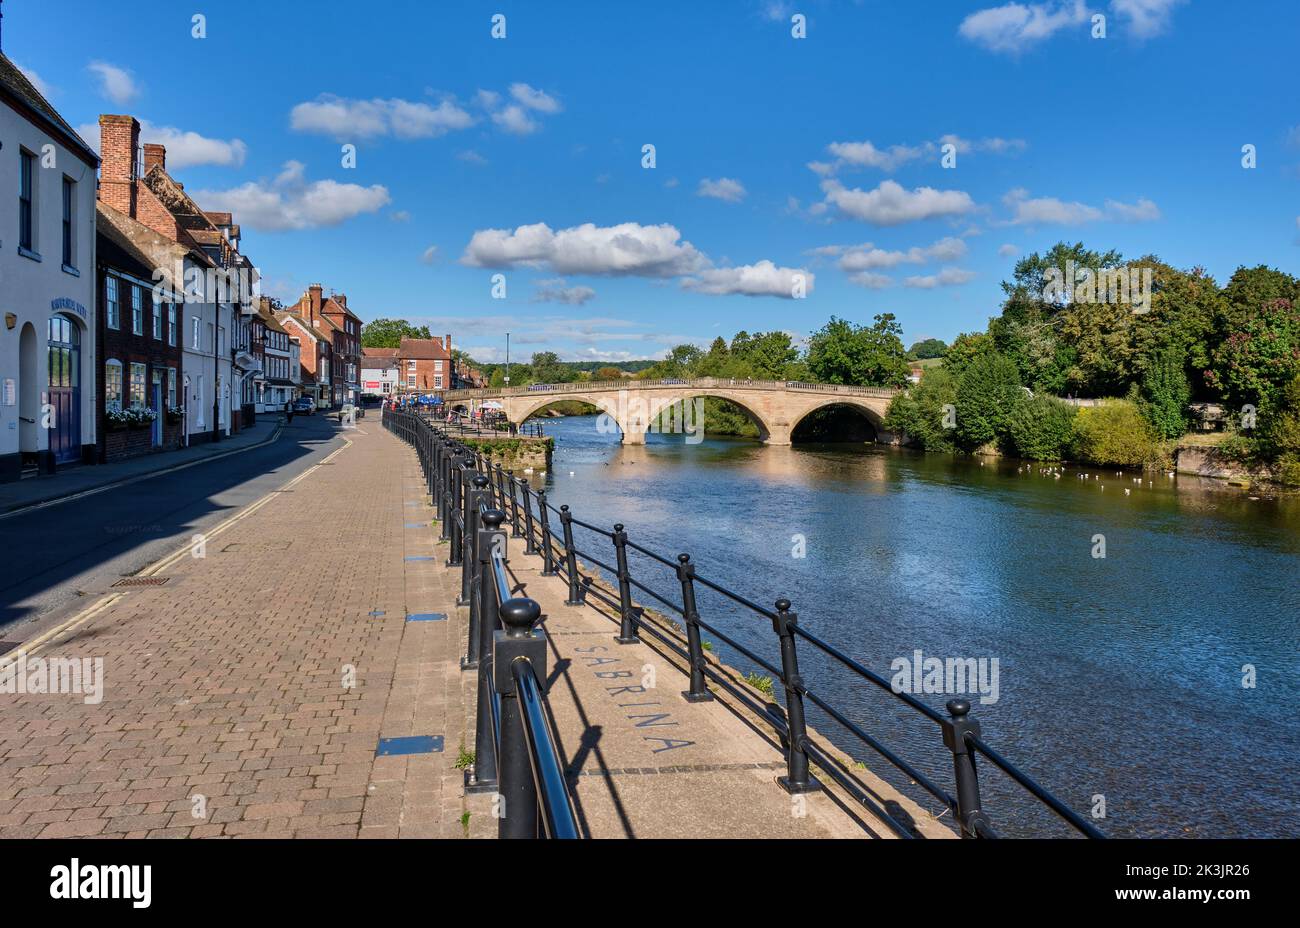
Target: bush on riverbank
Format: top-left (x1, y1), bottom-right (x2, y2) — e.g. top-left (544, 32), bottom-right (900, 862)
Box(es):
top-left (1007, 395), bottom-right (1078, 460)
top-left (1072, 401), bottom-right (1160, 466)
top-left (953, 353), bottom-right (1023, 451)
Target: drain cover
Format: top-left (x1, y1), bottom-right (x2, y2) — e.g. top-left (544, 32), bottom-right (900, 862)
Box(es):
top-left (112, 577), bottom-right (170, 588)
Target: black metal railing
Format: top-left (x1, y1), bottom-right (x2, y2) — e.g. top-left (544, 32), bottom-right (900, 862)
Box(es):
top-left (384, 407), bottom-right (1103, 840)
top-left (413, 407), bottom-right (546, 439)
top-left (384, 406), bottom-right (577, 839)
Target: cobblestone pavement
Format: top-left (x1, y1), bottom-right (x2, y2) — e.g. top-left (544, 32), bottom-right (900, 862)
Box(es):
top-left (0, 423), bottom-right (471, 838)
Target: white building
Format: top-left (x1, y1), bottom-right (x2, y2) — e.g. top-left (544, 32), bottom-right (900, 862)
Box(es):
top-left (361, 348), bottom-right (399, 398)
top-left (0, 52), bottom-right (100, 481)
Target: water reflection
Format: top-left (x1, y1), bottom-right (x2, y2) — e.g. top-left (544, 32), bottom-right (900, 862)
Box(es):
top-left (529, 415), bottom-right (1300, 837)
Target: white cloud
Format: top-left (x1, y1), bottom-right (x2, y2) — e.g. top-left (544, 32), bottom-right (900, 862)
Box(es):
top-left (420, 245), bottom-right (439, 265)
top-left (457, 149), bottom-right (488, 165)
top-left (492, 105), bottom-right (539, 135)
top-left (814, 136), bottom-right (1026, 177)
top-left (1003, 188), bottom-right (1160, 224)
top-left (826, 140), bottom-right (930, 172)
top-left (1105, 197), bottom-right (1162, 222)
top-left (390, 210), bottom-right (412, 222)
top-left (17, 63), bottom-right (52, 98)
top-left (1110, 0), bottom-right (1186, 38)
top-left (193, 161), bottom-right (391, 231)
top-left (475, 89), bottom-right (502, 109)
top-left (290, 95), bottom-right (474, 141)
top-left (88, 61), bottom-right (140, 105)
top-left (696, 177), bottom-right (748, 203)
top-left (829, 236), bottom-right (969, 271)
top-left (848, 272), bottom-right (894, 290)
top-left (958, 0), bottom-right (1090, 54)
top-left (998, 243), bottom-right (1020, 257)
top-left (904, 267), bottom-right (979, 289)
top-left (77, 120), bottom-right (247, 169)
top-left (821, 179), bottom-right (976, 225)
top-left (681, 261), bottom-right (813, 298)
top-left (462, 222), bottom-right (708, 277)
top-left (142, 125), bottom-right (246, 169)
top-left (533, 280), bottom-right (597, 305)
top-left (509, 83), bottom-right (562, 114)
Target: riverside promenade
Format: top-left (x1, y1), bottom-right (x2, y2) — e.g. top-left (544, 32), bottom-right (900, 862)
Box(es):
top-left (0, 421), bottom-right (948, 839)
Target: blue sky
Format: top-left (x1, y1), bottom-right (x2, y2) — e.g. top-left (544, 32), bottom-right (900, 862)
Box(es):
top-left (8, 0), bottom-right (1299, 362)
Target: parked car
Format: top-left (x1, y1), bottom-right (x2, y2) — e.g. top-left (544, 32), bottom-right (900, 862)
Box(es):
top-left (292, 396), bottom-right (316, 415)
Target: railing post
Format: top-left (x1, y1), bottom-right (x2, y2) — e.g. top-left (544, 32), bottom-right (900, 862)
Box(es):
top-left (447, 458), bottom-right (466, 562)
top-left (941, 698), bottom-right (991, 838)
top-left (772, 598), bottom-right (817, 794)
top-left (494, 598), bottom-right (546, 838)
top-left (676, 554), bottom-right (712, 702)
top-left (612, 524), bottom-right (640, 644)
top-left (559, 505), bottom-right (583, 606)
top-left (506, 471), bottom-right (523, 537)
top-left (519, 478), bottom-right (538, 555)
top-left (468, 509), bottom-right (507, 793)
top-left (536, 492), bottom-right (557, 576)
top-left (494, 463), bottom-right (508, 510)
top-left (459, 472), bottom-right (489, 621)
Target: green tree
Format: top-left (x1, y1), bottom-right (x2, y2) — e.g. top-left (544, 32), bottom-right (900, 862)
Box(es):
top-left (1007, 394), bottom-right (1078, 460)
top-left (806, 314), bottom-right (910, 387)
top-left (593, 366), bottom-right (625, 382)
top-left (954, 352), bottom-right (1023, 451)
top-left (361, 318), bottom-right (433, 348)
top-left (906, 338), bottom-right (948, 360)
top-left (1138, 345), bottom-right (1192, 440)
top-left (885, 366), bottom-right (959, 452)
top-left (730, 330), bottom-right (801, 379)
top-left (529, 351), bottom-right (575, 384)
top-left (1205, 298), bottom-right (1300, 411)
top-left (942, 332), bottom-right (995, 379)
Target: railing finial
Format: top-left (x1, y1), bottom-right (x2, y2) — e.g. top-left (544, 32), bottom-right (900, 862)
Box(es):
top-left (500, 597), bottom-right (540, 638)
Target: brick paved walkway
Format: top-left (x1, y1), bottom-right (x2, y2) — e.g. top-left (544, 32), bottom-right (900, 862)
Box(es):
top-left (0, 423), bottom-right (471, 838)
top-left (0, 422), bottom-right (950, 839)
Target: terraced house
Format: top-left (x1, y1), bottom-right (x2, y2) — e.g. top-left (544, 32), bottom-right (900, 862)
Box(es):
top-left (97, 114), bottom-right (258, 444)
top-left (0, 50), bottom-right (99, 480)
top-left (282, 284), bottom-right (360, 408)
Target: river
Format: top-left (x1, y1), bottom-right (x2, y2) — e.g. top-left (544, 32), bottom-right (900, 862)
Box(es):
top-left (525, 414), bottom-right (1300, 838)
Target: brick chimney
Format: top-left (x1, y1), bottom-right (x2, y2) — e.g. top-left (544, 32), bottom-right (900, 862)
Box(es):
top-left (98, 114), bottom-right (140, 217)
top-left (142, 142), bottom-right (166, 175)
top-left (445, 334), bottom-right (452, 353)
top-left (308, 284), bottom-right (323, 321)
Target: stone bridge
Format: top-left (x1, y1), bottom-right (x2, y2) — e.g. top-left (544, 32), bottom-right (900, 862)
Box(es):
top-left (442, 378), bottom-right (901, 445)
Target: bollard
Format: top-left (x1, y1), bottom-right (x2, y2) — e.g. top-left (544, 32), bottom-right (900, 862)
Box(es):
top-left (559, 505), bottom-right (583, 606)
top-left (612, 524), bottom-right (640, 644)
top-left (941, 699), bottom-right (992, 838)
top-left (520, 479), bottom-right (538, 555)
top-left (676, 554), bottom-right (712, 702)
top-left (772, 598), bottom-right (817, 794)
top-left (468, 508), bottom-right (507, 792)
top-left (494, 598), bottom-right (547, 838)
top-left (537, 492), bottom-right (557, 576)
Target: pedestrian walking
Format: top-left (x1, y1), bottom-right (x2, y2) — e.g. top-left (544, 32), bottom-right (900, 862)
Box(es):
top-left (285, 399), bottom-right (295, 424)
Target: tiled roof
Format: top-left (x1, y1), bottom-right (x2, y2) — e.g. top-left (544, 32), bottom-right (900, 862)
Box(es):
top-left (399, 337), bottom-right (451, 360)
top-left (0, 52), bottom-right (98, 166)
top-left (363, 347), bottom-right (399, 359)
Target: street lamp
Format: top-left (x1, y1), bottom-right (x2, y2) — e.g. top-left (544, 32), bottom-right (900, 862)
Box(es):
top-left (504, 331), bottom-right (511, 387)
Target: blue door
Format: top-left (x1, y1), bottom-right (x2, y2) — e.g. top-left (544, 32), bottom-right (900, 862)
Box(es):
top-left (47, 315), bottom-right (80, 465)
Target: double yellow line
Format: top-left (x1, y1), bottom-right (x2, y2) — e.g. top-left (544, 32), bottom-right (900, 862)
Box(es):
top-left (15, 437), bottom-right (353, 660)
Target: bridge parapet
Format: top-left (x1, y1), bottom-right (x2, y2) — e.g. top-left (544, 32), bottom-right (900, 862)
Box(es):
top-left (444, 377), bottom-right (901, 403)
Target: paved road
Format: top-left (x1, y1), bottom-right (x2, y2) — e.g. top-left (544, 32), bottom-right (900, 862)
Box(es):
top-left (0, 414), bottom-right (345, 638)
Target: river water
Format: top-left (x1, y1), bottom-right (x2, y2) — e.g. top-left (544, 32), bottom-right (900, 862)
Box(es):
top-left (525, 415), bottom-right (1300, 838)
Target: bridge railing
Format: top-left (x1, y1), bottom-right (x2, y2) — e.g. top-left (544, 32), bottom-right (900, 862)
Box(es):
top-left (442, 376), bottom-right (900, 403)
top-left (383, 406), bottom-right (579, 839)
top-left (385, 406), bottom-right (1103, 839)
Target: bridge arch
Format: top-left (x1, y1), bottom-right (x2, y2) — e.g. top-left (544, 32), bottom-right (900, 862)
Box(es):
top-left (788, 398), bottom-right (885, 443)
